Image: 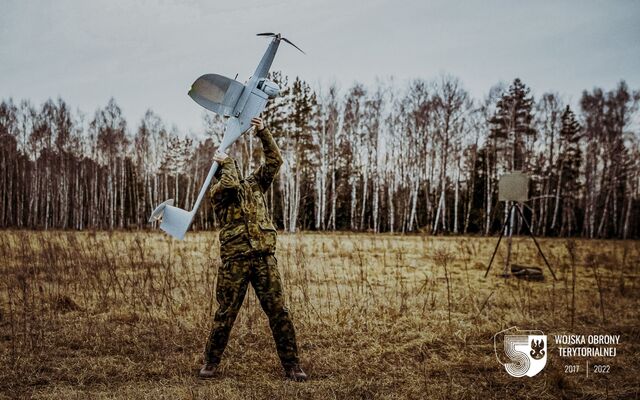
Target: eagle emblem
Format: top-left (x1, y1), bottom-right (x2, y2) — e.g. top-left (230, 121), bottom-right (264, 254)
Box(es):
top-left (530, 339), bottom-right (545, 360)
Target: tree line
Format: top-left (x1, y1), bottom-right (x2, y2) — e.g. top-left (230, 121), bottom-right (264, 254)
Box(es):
top-left (0, 74), bottom-right (638, 238)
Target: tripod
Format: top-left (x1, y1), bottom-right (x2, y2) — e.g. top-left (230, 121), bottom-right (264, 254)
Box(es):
top-left (484, 202), bottom-right (557, 280)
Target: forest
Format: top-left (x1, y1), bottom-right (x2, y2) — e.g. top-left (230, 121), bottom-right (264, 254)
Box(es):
top-left (0, 74), bottom-right (638, 238)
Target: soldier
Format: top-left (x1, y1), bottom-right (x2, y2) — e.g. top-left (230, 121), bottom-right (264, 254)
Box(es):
top-left (199, 116), bottom-right (307, 381)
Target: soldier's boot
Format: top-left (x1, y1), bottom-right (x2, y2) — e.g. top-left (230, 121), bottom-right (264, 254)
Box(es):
top-left (199, 363), bottom-right (218, 379)
top-left (284, 364), bottom-right (307, 381)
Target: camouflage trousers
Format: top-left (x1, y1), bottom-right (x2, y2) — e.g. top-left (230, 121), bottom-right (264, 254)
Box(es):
top-left (204, 254), bottom-right (299, 367)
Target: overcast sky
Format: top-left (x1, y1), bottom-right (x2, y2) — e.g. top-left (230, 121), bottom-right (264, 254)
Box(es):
top-left (1, 0), bottom-right (639, 135)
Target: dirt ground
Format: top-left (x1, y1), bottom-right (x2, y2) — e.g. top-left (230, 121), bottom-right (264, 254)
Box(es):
top-left (1, 230), bottom-right (639, 399)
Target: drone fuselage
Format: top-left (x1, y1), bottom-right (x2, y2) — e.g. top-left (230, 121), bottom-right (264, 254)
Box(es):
top-left (150, 34), bottom-right (298, 240)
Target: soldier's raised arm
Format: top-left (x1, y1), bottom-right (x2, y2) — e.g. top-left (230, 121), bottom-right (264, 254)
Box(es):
top-left (209, 152), bottom-right (240, 205)
top-left (250, 117), bottom-right (283, 192)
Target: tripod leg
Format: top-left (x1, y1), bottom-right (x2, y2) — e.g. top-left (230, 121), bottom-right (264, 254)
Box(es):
top-left (484, 203), bottom-right (514, 278)
top-left (504, 203), bottom-right (516, 276)
top-left (515, 205), bottom-right (558, 280)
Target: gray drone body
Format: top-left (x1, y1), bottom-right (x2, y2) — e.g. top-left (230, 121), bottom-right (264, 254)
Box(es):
top-left (149, 33), bottom-right (303, 240)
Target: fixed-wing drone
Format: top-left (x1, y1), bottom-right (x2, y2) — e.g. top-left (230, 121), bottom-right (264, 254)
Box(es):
top-left (149, 33), bottom-right (304, 239)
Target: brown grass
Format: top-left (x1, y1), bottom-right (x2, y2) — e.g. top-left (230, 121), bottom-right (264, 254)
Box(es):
top-left (0, 230), bottom-right (639, 399)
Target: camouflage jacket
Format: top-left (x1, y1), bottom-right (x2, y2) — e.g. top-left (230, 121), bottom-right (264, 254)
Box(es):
top-left (209, 127), bottom-right (283, 262)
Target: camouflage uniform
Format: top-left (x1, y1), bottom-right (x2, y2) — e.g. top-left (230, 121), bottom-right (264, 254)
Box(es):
top-left (204, 127), bottom-right (299, 367)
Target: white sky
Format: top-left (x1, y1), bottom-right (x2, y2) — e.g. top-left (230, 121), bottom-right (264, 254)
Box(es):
top-left (1, 0), bottom-right (639, 135)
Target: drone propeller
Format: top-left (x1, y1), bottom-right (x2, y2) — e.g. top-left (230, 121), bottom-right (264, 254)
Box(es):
top-left (256, 32), bottom-right (305, 54)
top-left (282, 37), bottom-right (305, 54)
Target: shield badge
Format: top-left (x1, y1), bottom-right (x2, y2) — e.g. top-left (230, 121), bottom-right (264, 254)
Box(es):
top-left (494, 327), bottom-right (547, 377)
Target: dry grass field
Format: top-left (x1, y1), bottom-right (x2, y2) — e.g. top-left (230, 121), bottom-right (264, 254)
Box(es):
top-left (1, 230), bottom-right (639, 399)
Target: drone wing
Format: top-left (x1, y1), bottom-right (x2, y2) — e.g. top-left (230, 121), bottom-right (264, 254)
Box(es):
top-left (188, 74), bottom-right (244, 116)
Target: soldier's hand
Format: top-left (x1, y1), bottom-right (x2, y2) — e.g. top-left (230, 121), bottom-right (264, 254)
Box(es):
top-left (251, 117), bottom-right (265, 131)
top-left (213, 151), bottom-right (229, 163)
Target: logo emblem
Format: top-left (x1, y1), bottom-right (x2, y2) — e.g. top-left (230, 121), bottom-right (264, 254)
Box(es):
top-left (494, 327), bottom-right (547, 377)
